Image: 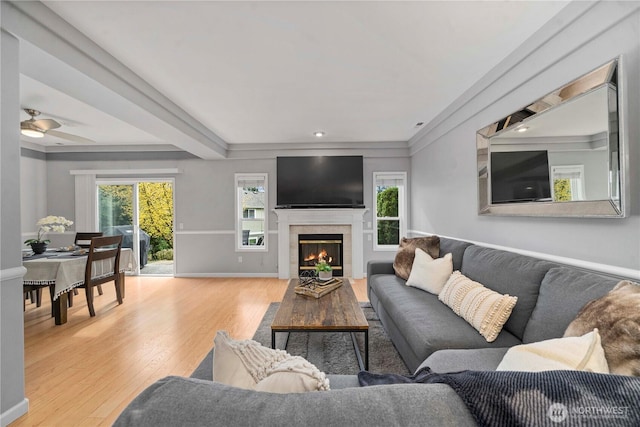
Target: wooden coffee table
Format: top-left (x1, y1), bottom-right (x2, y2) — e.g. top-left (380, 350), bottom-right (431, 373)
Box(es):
top-left (271, 278), bottom-right (369, 370)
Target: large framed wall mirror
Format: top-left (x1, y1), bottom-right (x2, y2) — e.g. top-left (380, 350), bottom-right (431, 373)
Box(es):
top-left (477, 58), bottom-right (626, 217)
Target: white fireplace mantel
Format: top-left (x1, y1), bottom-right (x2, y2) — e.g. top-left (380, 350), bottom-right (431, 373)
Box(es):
top-left (273, 208), bottom-right (367, 279)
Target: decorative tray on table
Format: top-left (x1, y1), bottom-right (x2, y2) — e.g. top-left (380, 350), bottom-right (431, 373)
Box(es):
top-left (294, 277), bottom-right (343, 298)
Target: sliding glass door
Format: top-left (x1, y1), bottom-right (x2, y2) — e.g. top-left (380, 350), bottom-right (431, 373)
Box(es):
top-left (97, 179), bottom-right (174, 275)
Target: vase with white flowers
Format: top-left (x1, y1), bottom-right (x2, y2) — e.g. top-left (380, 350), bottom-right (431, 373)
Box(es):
top-left (24, 215), bottom-right (73, 254)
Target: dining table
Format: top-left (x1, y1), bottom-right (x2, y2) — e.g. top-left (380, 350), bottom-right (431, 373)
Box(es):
top-left (23, 248), bottom-right (136, 324)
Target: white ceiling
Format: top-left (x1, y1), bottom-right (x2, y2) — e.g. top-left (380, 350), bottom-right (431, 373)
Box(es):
top-left (495, 85), bottom-right (610, 140)
top-left (16, 1), bottom-right (570, 155)
top-left (20, 75), bottom-right (163, 147)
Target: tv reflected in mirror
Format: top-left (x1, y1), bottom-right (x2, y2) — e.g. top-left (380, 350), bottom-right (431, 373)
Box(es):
top-left (490, 150), bottom-right (551, 204)
top-left (477, 57), bottom-right (626, 217)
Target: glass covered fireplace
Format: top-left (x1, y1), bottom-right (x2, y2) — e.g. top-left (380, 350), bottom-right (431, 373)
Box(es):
top-left (298, 234), bottom-right (343, 277)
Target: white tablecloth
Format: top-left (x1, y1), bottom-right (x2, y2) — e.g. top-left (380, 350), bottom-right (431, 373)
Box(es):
top-left (23, 249), bottom-right (136, 299)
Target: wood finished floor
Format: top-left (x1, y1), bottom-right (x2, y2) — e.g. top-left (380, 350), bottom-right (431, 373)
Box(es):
top-left (16, 276), bottom-right (368, 426)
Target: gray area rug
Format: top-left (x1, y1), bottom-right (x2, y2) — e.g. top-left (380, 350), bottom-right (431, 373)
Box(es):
top-left (252, 302), bottom-right (410, 375)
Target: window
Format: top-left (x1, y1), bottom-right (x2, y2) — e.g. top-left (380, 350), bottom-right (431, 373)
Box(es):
top-left (95, 178), bottom-right (175, 276)
top-left (374, 172), bottom-right (406, 250)
top-left (236, 173), bottom-right (267, 250)
top-left (551, 165), bottom-right (585, 201)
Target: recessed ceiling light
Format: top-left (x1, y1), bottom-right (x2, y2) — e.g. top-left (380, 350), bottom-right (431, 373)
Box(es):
top-left (516, 126), bottom-right (529, 133)
top-left (314, 131), bottom-right (325, 137)
top-left (415, 122), bottom-right (424, 127)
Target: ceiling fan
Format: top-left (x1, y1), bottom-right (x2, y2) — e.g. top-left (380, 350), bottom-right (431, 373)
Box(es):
top-left (20, 108), bottom-right (95, 144)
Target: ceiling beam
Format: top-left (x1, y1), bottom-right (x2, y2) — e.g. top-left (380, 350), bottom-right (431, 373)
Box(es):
top-left (2, 0), bottom-right (228, 159)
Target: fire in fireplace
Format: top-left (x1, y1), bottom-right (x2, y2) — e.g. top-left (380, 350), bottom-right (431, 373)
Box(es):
top-left (298, 234), bottom-right (343, 277)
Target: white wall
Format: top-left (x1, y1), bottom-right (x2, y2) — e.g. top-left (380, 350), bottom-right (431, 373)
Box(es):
top-left (409, 2), bottom-right (640, 275)
top-left (33, 155), bottom-right (410, 276)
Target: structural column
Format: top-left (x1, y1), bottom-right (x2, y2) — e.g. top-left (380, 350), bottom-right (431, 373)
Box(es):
top-left (0, 27), bottom-right (29, 425)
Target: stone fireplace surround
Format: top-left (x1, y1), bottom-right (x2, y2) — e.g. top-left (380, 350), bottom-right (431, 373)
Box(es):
top-left (274, 208), bottom-right (366, 279)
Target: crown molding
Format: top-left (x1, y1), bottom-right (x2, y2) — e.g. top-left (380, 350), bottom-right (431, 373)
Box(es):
top-left (226, 140), bottom-right (410, 159)
top-left (407, 1), bottom-right (639, 155)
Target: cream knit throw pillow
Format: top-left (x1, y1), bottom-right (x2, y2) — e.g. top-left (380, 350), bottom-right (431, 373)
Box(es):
top-left (439, 271), bottom-right (518, 342)
top-left (213, 330), bottom-right (330, 393)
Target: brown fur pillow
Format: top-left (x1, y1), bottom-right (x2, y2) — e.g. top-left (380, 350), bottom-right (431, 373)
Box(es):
top-left (564, 280), bottom-right (640, 376)
top-left (393, 235), bottom-right (440, 280)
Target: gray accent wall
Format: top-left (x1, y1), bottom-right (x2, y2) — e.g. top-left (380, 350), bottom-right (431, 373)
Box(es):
top-left (409, 2), bottom-right (640, 273)
top-left (35, 155), bottom-right (409, 276)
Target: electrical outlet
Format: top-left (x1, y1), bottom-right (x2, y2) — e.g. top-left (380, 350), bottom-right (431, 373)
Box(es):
top-left (179, 223), bottom-right (184, 230)
top-left (238, 256), bottom-right (243, 263)
top-left (367, 221), bottom-right (372, 228)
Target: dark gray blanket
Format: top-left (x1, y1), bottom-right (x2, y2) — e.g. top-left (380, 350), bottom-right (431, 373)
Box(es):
top-left (359, 368), bottom-right (640, 426)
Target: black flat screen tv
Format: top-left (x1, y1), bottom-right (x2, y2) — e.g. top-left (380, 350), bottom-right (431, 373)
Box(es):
top-left (490, 150), bottom-right (551, 204)
top-left (276, 156), bottom-right (364, 208)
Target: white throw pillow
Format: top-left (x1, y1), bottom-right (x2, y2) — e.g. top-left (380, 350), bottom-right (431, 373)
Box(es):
top-left (212, 330), bottom-right (330, 393)
top-left (405, 249), bottom-right (453, 295)
top-left (212, 331), bottom-right (258, 389)
top-left (255, 357), bottom-right (330, 393)
top-left (497, 329), bottom-right (609, 373)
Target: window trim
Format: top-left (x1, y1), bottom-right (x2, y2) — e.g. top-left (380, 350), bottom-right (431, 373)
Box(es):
top-left (551, 165), bottom-right (586, 201)
top-left (235, 173), bottom-right (268, 252)
top-left (373, 171), bottom-right (407, 251)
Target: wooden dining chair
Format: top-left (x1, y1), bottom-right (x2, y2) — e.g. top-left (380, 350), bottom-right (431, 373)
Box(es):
top-left (73, 232), bottom-right (105, 297)
top-left (74, 232), bottom-right (103, 248)
top-left (23, 285), bottom-right (43, 309)
top-left (77, 235), bottom-right (124, 317)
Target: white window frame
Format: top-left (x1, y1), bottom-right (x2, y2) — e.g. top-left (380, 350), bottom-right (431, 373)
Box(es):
top-left (235, 173), bottom-right (268, 252)
top-left (551, 165), bottom-right (586, 201)
top-left (94, 177), bottom-right (176, 276)
top-left (373, 172), bottom-right (407, 251)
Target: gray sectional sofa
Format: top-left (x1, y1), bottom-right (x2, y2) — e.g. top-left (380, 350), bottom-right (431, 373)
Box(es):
top-left (367, 237), bottom-right (622, 374)
top-left (114, 236), bottom-right (632, 426)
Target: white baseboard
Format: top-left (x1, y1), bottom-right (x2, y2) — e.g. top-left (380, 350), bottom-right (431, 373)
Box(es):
top-left (409, 230), bottom-right (640, 280)
top-left (1, 398), bottom-right (29, 427)
top-left (175, 272), bottom-right (279, 278)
